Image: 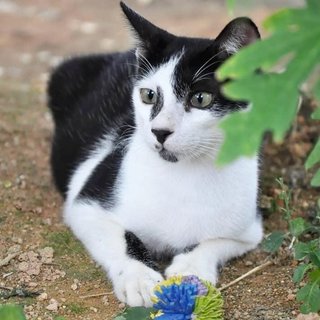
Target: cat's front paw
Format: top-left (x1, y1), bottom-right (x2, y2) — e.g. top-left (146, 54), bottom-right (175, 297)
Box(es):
top-left (165, 253), bottom-right (218, 284)
top-left (110, 260), bottom-right (163, 307)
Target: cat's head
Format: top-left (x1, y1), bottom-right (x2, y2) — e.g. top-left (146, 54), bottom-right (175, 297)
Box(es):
top-left (121, 2), bottom-right (260, 163)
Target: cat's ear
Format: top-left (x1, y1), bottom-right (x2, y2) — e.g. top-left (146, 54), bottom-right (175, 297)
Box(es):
top-left (215, 17), bottom-right (260, 55)
top-left (120, 2), bottom-right (174, 55)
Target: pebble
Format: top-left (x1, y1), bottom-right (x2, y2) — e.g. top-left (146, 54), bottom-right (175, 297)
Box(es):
top-left (0, 0), bottom-right (19, 13)
top-left (38, 247), bottom-right (54, 264)
top-left (80, 21), bottom-right (98, 34)
top-left (46, 299), bottom-right (59, 312)
top-left (37, 292), bottom-right (48, 301)
top-left (296, 314), bottom-right (320, 320)
top-left (20, 53), bottom-right (33, 65)
top-left (102, 295), bottom-right (109, 306)
top-left (118, 302), bottom-right (126, 309)
top-left (90, 307), bottom-right (98, 313)
top-left (287, 293), bottom-right (295, 301)
top-left (71, 283), bottom-right (78, 291)
top-left (28, 282), bottom-right (38, 287)
top-left (8, 244), bottom-right (21, 254)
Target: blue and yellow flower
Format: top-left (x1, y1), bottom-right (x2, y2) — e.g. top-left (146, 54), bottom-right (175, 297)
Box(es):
top-left (151, 276), bottom-right (224, 320)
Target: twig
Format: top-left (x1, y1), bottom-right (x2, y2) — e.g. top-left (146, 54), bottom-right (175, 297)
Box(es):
top-left (2, 272), bottom-right (14, 279)
top-left (80, 291), bottom-right (114, 299)
top-left (219, 260), bottom-right (273, 291)
top-left (0, 252), bottom-right (20, 267)
top-left (0, 286), bottom-right (13, 291)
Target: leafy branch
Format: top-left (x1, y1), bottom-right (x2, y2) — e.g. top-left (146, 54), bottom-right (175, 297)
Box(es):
top-left (217, 0), bottom-right (320, 172)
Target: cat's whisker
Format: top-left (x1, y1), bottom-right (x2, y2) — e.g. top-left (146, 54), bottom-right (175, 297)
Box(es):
top-left (192, 49), bottom-right (227, 81)
top-left (125, 62), bottom-right (150, 75)
top-left (137, 52), bottom-right (155, 74)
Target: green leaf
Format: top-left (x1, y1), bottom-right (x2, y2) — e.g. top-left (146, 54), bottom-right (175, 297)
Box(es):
top-left (310, 268), bottom-right (320, 282)
top-left (0, 305), bottom-right (26, 320)
top-left (114, 307), bottom-right (153, 320)
top-left (294, 242), bottom-right (311, 260)
top-left (305, 140), bottom-right (320, 169)
top-left (310, 251), bottom-right (320, 268)
top-left (297, 282), bottom-right (320, 313)
top-left (313, 78), bottom-right (320, 106)
top-left (293, 264), bottom-right (313, 283)
top-left (311, 169), bottom-right (320, 187)
top-left (289, 217), bottom-right (308, 237)
top-left (216, 3), bottom-right (320, 164)
top-left (312, 108), bottom-right (320, 119)
top-left (226, 0), bottom-right (236, 14)
top-left (261, 231), bottom-right (285, 253)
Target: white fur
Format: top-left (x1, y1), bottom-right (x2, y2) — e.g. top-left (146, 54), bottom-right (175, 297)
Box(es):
top-left (63, 55), bottom-right (263, 306)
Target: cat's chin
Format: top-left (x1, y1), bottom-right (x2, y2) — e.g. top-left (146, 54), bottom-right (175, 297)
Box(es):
top-left (159, 149), bottom-right (179, 163)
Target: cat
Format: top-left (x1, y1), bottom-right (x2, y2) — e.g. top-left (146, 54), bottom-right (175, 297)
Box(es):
top-left (47, 2), bottom-right (263, 307)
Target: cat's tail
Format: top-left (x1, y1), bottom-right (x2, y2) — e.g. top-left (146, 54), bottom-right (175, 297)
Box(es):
top-left (47, 54), bottom-right (107, 125)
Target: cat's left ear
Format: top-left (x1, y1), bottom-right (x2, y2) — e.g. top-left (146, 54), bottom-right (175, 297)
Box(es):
top-left (120, 2), bottom-right (174, 56)
top-left (215, 17), bottom-right (260, 55)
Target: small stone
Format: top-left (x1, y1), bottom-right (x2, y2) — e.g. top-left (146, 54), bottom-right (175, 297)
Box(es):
top-left (3, 180), bottom-right (12, 188)
top-left (28, 282), bottom-right (38, 287)
top-left (18, 261), bottom-right (29, 272)
top-left (245, 260), bottom-right (253, 266)
top-left (39, 247), bottom-right (54, 264)
top-left (71, 283), bottom-right (78, 291)
top-left (287, 293), bottom-right (295, 301)
top-left (8, 244), bottom-right (21, 254)
top-left (118, 302), bottom-right (126, 309)
top-left (90, 307), bottom-right (98, 313)
top-left (80, 22), bottom-right (97, 34)
top-left (37, 292), bottom-right (48, 301)
top-left (296, 313), bottom-right (320, 320)
top-left (20, 53), bottom-right (32, 65)
top-left (102, 295), bottom-right (109, 306)
top-left (12, 237), bottom-right (22, 244)
top-left (46, 299), bottom-right (59, 312)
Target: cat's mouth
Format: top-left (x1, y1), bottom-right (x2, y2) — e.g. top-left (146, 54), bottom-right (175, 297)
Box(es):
top-left (159, 148), bottom-right (178, 163)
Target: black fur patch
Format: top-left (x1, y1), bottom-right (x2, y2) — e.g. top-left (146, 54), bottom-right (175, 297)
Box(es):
top-left (48, 52), bottom-right (136, 197)
top-left (125, 231), bottom-right (159, 271)
top-left (150, 87), bottom-right (164, 120)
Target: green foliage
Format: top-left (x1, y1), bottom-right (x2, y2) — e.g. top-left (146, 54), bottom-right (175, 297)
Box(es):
top-left (261, 179), bottom-right (320, 313)
top-left (0, 305), bottom-right (26, 320)
top-left (46, 230), bottom-right (85, 256)
top-left (217, 0), bottom-right (320, 166)
top-left (219, 0), bottom-right (320, 311)
top-left (226, 0), bottom-right (236, 14)
top-left (261, 230), bottom-right (285, 253)
top-left (114, 307), bottom-right (154, 320)
top-left (193, 281), bottom-right (224, 320)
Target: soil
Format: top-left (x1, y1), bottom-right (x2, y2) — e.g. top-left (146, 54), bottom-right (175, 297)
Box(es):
top-left (0, 0), bottom-right (319, 319)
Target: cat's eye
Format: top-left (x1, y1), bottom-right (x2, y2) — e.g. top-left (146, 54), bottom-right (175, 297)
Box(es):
top-left (190, 92), bottom-right (213, 108)
top-left (140, 88), bottom-right (157, 104)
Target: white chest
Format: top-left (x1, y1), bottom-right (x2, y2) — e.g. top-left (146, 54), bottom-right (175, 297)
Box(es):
top-left (113, 137), bottom-right (258, 252)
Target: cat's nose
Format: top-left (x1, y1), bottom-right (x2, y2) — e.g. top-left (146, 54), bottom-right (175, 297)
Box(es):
top-left (151, 129), bottom-right (173, 144)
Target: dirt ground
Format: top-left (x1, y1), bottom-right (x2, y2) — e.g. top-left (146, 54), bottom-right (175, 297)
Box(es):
top-left (0, 0), bottom-right (319, 319)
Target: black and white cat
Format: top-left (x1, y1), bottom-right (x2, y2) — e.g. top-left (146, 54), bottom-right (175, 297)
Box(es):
top-left (48, 2), bottom-right (263, 307)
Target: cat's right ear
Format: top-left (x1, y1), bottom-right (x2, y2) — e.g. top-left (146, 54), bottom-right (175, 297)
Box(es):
top-left (215, 17), bottom-right (260, 55)
top-left (120, 2), bottom-right (174, 56)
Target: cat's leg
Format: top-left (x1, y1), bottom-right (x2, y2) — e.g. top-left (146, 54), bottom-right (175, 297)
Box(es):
top-left (64, 200), bottom-right (163, 307)
top-left (165, 217), bottom-right (263, 284)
